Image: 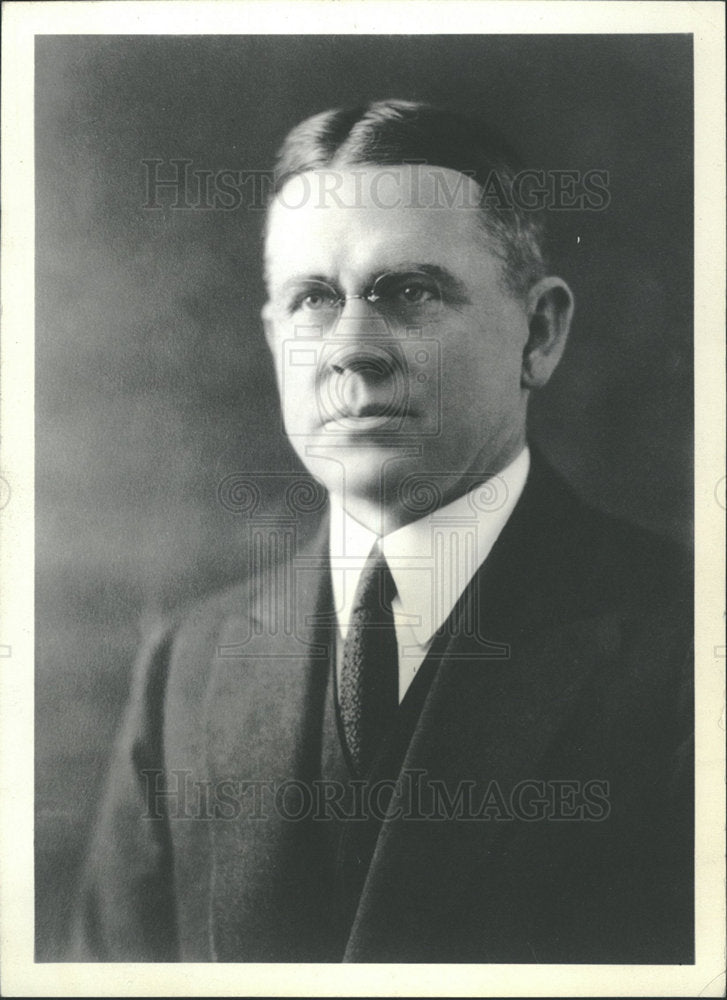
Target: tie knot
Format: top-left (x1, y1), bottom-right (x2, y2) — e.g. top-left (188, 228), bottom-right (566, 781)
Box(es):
top-left (352, 543), bottom-right (397, 624)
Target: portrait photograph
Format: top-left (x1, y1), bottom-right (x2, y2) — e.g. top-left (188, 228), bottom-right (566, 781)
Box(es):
top-left (1, 2), bottom-right (724, 996)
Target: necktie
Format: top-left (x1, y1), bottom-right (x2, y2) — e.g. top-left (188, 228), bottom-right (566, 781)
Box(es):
top-left (339, 543), bottom-right (399, 776)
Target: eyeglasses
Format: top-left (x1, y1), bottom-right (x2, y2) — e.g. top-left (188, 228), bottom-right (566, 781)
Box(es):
top-left (275, 269), bottom-right (444, 331)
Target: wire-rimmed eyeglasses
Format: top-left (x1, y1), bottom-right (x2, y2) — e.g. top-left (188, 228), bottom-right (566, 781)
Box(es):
top-left (274, 269), bottom-right (445, 331)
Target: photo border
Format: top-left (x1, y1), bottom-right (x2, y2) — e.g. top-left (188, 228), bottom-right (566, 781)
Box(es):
top-left (1, 2), bottom-right (724, 995)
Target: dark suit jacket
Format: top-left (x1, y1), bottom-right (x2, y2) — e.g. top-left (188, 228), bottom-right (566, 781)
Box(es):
top-left (70, 456), bottom-right (693, 963)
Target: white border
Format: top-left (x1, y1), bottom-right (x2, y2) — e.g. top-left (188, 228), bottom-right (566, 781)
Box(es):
top-left (1, 2), bottom-right (724, 996)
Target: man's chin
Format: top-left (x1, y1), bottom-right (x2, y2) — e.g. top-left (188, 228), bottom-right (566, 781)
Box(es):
top-left (298, 438), bottom-right (421, 504)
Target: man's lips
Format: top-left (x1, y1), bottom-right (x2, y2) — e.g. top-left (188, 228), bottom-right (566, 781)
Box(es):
top-left (323, 413), bottom-right (400, 432)
top-left (321, 403), bottom-right (415, 432)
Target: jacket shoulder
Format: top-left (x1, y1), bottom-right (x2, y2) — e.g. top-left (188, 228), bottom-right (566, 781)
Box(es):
top-left (571, 494), bottom-right (691, 612)
top-left (512, 456), bottom-right (692, 625)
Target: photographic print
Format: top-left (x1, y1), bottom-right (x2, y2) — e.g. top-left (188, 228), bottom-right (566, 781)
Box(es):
top-left (1, 2), bottom-right (724, 996)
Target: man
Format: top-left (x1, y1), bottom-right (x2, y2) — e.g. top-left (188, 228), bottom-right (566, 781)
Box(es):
top-left (71, 100), bottom-right (693, 963)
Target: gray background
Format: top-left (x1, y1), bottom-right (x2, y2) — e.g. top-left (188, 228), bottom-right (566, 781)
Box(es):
top-left (35, 34), bottom-right (693, 957)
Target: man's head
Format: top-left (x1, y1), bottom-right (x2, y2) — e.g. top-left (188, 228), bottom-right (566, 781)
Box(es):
top-left (262, 100), bottom-right (574, 532)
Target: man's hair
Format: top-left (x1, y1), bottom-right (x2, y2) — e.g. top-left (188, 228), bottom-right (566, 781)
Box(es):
top-left (269, 99), bottom-right (547, 298)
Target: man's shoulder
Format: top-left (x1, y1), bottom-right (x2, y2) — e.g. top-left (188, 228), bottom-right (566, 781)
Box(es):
top-left (155, 522), bottom-right (327, 649)
top-left (128, 579), bottom-right (256, 696)
top-left (505, 453), bottom-right (692, 621)
top-left (565, 478), bottom-right (689, 595)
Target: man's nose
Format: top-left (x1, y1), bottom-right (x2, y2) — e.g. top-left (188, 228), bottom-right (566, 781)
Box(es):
top-left (331, 297), bottom-right (394, 341)
top-left (317, 338), bottom-right (409, 420)
top-left (324, 341), bottom-right (402, 382)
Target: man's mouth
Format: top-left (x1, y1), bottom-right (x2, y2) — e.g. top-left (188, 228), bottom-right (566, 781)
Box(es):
top-left (321, 402), bottom-right (412, 432)
top-left (323, 413), bottom-right (400, 432)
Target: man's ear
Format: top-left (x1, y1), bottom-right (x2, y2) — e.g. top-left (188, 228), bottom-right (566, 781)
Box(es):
top-left (521, 276), bottom-right (575, 390)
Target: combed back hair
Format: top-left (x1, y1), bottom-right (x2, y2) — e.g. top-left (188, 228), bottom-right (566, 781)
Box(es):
top-left (269, 99), bottom-right (548, 299)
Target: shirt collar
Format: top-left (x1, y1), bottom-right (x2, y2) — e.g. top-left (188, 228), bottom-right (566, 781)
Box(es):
top-left (329, 447), bottom-right (530, 645)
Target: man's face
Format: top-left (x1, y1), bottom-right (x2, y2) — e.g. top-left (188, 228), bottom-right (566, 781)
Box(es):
top-left (263, 165), bottom-right (533, 530)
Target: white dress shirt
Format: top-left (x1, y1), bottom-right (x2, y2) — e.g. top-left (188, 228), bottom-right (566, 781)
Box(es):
top-left (329, 447), bottom-right (530, 702)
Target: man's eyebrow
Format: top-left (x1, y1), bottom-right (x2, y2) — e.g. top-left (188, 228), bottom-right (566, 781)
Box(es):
top-left (275, 264), bottom-right (471, 302)
top-left (278, 274), bottom-right (334, 292)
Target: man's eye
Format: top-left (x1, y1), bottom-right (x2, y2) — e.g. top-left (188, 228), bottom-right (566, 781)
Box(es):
top-left (398, 283), bottom-right (436, 304)
top-left (374, 274), bottom-right (441, 308)
top-left (291, 289), bottom-right (337, 313)
top-left (301, 293), bottom-right (328, 310)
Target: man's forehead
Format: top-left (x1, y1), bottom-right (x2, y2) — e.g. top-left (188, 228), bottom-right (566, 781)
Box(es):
top-left (264, 164), bottom-right (492, 285)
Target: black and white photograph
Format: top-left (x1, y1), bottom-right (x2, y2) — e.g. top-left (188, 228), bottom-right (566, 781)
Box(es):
top-left (1, 2), bottom-right (724, 996)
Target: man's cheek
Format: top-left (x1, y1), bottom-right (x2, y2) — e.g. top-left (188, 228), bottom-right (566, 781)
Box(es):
top-left (280, 375), bottom-right (317, 437)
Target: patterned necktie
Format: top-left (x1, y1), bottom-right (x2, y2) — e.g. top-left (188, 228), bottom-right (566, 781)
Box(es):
top-left (339, 543), bottom-right (399, 776)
